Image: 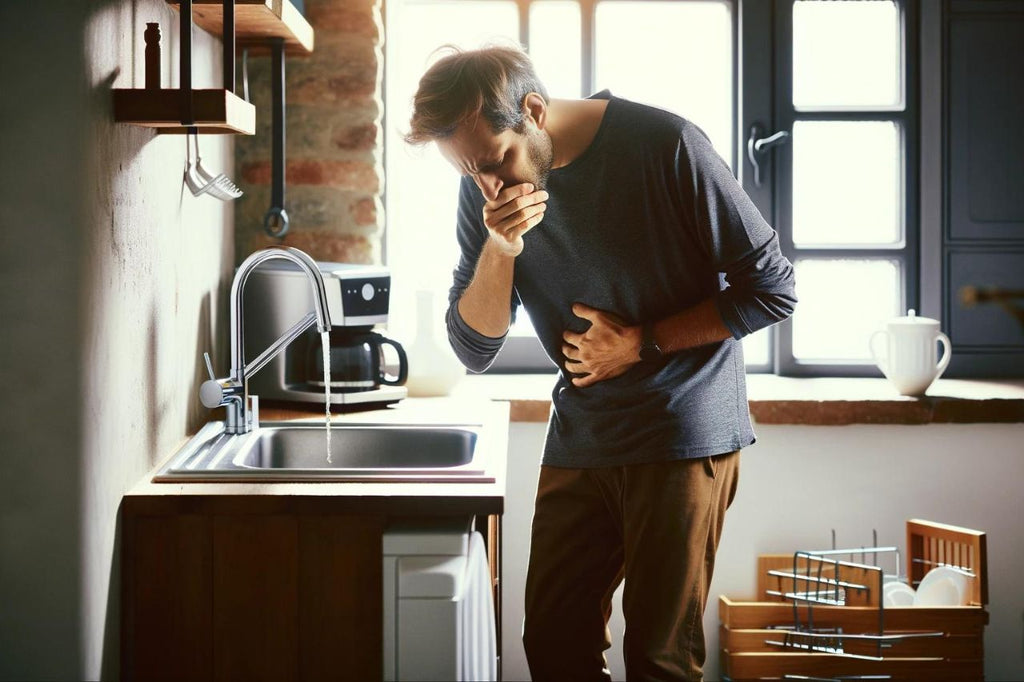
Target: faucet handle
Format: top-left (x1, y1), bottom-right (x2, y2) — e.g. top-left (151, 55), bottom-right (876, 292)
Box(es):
top-left (199, 351), bottom-right (243, 409)
top-left (203, 352), bottom-right (216, 381)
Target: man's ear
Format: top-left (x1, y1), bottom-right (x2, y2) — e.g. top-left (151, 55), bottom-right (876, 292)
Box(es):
top-left (522, 92), bottom-right (547, 130)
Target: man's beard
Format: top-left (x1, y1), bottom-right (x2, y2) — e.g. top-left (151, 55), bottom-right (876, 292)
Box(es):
top-left (525, 127), bottom-right (554, 191)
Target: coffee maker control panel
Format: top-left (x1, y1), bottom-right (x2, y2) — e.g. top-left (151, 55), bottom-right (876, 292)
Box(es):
top-left (330, 275), bottom-right (390, 326)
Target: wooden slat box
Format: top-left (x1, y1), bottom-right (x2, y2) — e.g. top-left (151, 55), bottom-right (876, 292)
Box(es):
top-left (719, 519), bottom-right (988, 682)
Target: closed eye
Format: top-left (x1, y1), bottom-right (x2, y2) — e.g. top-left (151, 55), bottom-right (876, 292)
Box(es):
top-left (476, 152), bottom-right (507, 175)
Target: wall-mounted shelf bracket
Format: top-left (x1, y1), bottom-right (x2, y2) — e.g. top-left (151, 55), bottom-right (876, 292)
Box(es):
top-left (113, 0), bottom-right (296, 134)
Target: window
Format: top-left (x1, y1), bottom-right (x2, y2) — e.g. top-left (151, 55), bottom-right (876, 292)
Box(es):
top-left (776, 0), bottom-right (917, 375)
top-left (383, 0), bottom-right (915, 376)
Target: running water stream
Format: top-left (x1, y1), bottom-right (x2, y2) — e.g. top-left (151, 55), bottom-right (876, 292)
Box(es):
top-left (322, 331), bottom-right (332, 463)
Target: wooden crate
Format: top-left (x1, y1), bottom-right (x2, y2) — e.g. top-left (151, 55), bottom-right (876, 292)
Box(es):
top-left (720, 519), bottom-right (988, 682)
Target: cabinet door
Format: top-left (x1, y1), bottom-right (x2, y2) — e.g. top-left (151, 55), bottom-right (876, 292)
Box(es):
top-left (297, 515), bottom-right (385, 681)
top-left (944, 2), bottom-right (1024, 373)
top-left (212, 514), bottom-right (300, 681)
top-left (122, 513), bottom-right (213, 682)
top-left (948, 13), bottom-right (1024, 242)
top-left (124, 505), bottom-right (385, 682)
top-left (211, 513), bottom-right (385, 682)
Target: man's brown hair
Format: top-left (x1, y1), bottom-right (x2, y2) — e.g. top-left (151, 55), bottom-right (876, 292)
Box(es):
top-left (405, 45), bottom-right (550, 145)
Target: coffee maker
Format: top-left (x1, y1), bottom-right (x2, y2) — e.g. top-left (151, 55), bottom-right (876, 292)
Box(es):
top-left (244, 260), bottom-right (408, 409)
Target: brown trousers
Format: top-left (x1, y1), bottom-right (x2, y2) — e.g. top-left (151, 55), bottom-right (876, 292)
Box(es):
top-left (522, 451), bottom-right (740, 682)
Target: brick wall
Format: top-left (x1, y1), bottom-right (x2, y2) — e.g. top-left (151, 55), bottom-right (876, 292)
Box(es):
top-left (234, 0), bottom-right (383, 265)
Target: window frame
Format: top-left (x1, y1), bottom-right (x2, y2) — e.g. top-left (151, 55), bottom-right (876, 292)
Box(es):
top-left (773, 0), bottom-right (920, 376)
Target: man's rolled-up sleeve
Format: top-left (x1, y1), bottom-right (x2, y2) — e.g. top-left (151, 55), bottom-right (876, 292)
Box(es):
top-left (677, 123), bottom-right (797, 339)
top-left (714, 233), bottom-right (797, 339)
top-left (445, 302), bottom-right (507, 373)
top-left (444, 177), bottom-right (517, 372)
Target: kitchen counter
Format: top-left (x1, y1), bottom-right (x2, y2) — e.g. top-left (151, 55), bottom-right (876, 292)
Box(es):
top-left (127, 397), bottom-right (509, 516)
top-left (122, 397), bottom-right (510, 682)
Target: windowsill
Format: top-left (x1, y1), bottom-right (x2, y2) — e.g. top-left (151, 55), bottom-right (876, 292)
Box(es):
top-left (448, 374), bottom-right (1024, 425)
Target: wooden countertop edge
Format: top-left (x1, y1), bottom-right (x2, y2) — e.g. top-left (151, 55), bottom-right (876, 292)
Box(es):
top-left (746, 396), bottom-right (1024, 425)
top-left (122, 490), bottom-right (503, 515)
top-left (501, 396), bottom-right (1024, 424)
top-left (452, 376), bottom-right (1024, 425)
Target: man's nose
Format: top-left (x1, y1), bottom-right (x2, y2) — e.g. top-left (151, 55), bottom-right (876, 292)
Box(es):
top-left (475, 173), bottom-right (502, 202)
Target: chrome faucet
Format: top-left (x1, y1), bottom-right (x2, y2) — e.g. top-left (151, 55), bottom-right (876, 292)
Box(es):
top-left (200, 247), bottom-right (332, 434)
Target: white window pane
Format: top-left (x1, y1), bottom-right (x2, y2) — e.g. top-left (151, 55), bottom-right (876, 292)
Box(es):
top-left (793, 0), bottom-right (901, 109)
top-left (595, 1), bottom-right (734, 169)
top-left (509, 308), bottom-right (539, 337)
top-left (384, 0), bottom-right (519, 338)
top-left (742, 327), bottom-right (771, 367)
top-left (792, 259), bottom-right (901, 362)
top-left (792, 121), bottom-right (902, 247)
top-left (530, 2), bottom-right (582, 98)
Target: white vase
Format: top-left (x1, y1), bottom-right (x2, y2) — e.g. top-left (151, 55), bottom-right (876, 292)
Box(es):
top-left (404, 289), bottom-right (466, 397)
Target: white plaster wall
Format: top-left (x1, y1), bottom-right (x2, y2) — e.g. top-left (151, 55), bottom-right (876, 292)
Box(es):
top-left (0, 2), bottom-right (233, 679)
top-left (501, 420), bottom-right (1024, 682)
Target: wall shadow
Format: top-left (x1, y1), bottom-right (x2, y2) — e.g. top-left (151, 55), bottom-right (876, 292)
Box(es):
top-left (100, 504), bottom-right (123, 681)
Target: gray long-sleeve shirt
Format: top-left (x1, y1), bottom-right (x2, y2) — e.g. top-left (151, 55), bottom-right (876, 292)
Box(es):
top-left (447, 93), bottom-right (797, 467)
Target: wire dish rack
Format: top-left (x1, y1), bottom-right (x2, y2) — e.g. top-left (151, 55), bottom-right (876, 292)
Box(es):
top-left (719, 519), bottom-right (988, 682)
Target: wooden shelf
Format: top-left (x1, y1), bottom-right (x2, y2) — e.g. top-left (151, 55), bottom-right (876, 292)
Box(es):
top-left (113, 88), bottom-right (256, 134)
top-left (167, 0), bottom-right (314, 54)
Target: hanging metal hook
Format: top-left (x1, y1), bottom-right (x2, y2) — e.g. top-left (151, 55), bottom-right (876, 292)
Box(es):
top-left (263, 37), bottom-right (289, 237)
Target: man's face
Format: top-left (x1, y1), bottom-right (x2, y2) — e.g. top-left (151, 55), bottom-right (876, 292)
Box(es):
top-left (437, 113), bottom-right (553, 202)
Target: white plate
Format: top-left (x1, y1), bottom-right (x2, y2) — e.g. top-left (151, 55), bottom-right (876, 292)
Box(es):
top-left (913, 577), bottom-right (959, 606)
top-left (914, 566), bottom-right (971, 606)
top-left (883, 581), bottom-right (916, 607)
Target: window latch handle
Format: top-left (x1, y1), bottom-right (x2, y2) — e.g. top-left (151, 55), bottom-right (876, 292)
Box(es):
top-left (747, 124), bottom-right (791, 188)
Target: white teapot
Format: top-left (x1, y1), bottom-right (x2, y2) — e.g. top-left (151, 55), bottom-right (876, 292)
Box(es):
top-left (869, 310), bottom-right (952, 396)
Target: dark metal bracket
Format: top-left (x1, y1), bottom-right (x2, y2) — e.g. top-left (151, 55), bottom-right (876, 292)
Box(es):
top-left (263, 38), bottom-right (290, 238)
top-left (180, 0), bottom-right (193, 126)
top-left (179, 0), bottom-right (237, 126)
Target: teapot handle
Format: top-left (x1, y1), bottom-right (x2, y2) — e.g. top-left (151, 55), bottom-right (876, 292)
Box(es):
top-left (935, 332), bottom-right (952, 377)
top-left (869, 330), bottom-right (890, 377)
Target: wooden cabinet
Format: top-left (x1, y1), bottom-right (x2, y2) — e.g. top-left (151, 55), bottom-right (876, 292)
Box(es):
top-left (942, 0), bottom-right (1024, 373)
top-left (121, 497), bottom-right (501, 681)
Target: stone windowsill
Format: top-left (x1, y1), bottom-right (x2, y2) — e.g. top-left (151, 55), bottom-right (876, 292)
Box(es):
top-left (448, 374), bottom-right (1024, 425)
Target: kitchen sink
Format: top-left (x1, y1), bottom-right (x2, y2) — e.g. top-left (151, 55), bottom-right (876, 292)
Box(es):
top-left (242, 424), bottom-right (476, 469)
top-left (154, 421), bottom-right (491, 482)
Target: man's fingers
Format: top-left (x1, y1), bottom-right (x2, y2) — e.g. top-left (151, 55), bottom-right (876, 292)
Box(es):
top-left (562, 329), bottom-right (583, 347)
top-left (488, 191), bottom-right (549, 226)
top-left (503, 210), bottom-right (546, 243)
top-left (492, 201), bottom-right (546, 235)
top-left (485, 183), bottom-right (534, 220)
top-left (495, 183), bottom-right (534, 204)
top-left (571, 302), bottom-right (600, 321)
top-left (571, 373), bottom-right (597, 388)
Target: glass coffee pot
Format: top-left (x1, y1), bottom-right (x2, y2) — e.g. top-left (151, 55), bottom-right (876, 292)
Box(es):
top-left (307, 328), bottom-right (408, 392)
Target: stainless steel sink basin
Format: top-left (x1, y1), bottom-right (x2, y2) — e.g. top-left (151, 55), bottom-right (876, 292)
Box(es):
top-left (154, 421), bottom-right (491, 483)
top-left (242, 424), bottom-right (476, 469)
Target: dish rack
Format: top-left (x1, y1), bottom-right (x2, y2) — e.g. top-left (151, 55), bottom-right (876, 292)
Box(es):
top-left (719, 519), bottom-right (988, 681)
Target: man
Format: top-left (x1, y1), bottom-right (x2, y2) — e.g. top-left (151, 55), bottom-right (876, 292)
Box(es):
top-left (405, 45), bottom-right (796, 681)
